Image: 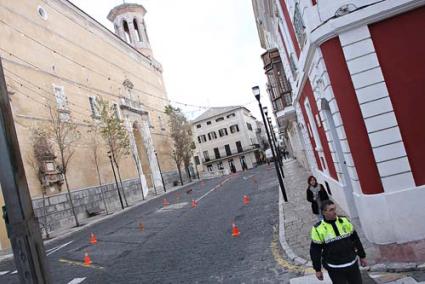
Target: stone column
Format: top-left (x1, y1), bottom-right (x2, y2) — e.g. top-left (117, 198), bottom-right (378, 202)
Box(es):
top-left (125, 118), bottom-right (149, 197)
top-left (138, 118), bottom-right (163, 190)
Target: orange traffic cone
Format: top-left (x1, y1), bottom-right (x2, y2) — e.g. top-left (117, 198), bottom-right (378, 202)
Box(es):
top-left (191, 199), bottom-right (198, 208)
top-left (163, 198), bottom-right (170, 207)
top-left (84, 251), bottom-right (92, 266)
top-left (243, 195), bottom-right (250, 205)
top-left (90, 233), bottom-right (97, 245)
top-left (232, 223), bottom-right (240, 237)
top-left (139, 222), bottom-right (145, 231)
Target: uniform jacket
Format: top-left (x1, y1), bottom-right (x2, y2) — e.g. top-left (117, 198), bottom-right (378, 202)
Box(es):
top-left (310, 216), bottom-right (366, 272)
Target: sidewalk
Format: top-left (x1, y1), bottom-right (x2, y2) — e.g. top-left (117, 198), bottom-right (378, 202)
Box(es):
top-left (278, 159), bottom-right (425, 283)
top-left (0, 178), bottom-right (203, 263)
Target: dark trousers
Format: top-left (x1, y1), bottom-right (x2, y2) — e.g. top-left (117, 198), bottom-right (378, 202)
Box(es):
top-left (327, 262), bottom-right (362, 284)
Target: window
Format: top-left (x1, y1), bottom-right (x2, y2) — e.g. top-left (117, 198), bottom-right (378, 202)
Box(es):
top-left (215, 117), bottom-right (224, 122)
top-left (194, 156), bottom-right (200, 165)
top-left (89, 96), bottom-right (100, 118)
top-left (225, 144), bottom-right (232, 156)
top-left (196, 124), bottom-right (201, 128)
top-left (123, 20), bottom-right (131, 43)
top-left (203, 151), bottom-right (210, 161)
top-left (246, 123), bottom-right (253, 131)
top-left (226, 113), bottom-right (235, 118)
top-left (53, 85), bottom-right (69, 121)
top-left (230, 124), bottom-right (239, 133)
top-left (236, 141), bottom-right (243, 153)
top-left (214, 148), bottom-right (221, 159)
top-left (206, 121), bottom-right (211, 125)
top-left (198, 135), bottom-right (207, 143)
top-left (218, 128), bottom-right (228, 137)
top-left (208, 131), bottom-right (217, 140)
top-left (217, 162), bottom-right (224, 170)
top-left (133, 18), bottom-right (142, 42)
top-left (289, 54), bottom-right (297, 79)
top-left (294, 3), bottom-right (306, 49)
top-left (207, 165), bottom-right (213, 172)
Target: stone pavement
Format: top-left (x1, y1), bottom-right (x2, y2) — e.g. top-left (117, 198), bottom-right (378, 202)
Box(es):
top-left (278, 159), bottom-right (425, 283)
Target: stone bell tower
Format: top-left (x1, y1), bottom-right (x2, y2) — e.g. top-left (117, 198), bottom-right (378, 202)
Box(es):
top-left (107, 3), bottom-right (153, 58)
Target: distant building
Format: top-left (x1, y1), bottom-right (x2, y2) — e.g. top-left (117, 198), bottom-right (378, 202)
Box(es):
top-left (192, 106), bottom-right (263, 175)
top-left (253, 0), bottom-right (425, 262)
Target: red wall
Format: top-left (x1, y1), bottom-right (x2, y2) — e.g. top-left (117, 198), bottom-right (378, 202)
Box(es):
top-left (278, 0), bottom-right (301, 57)
top-left (321, 38), bottom-right (384, 195)
top-left (301, 81), bottom-right (338, 180)
top-left (299, 95), bottom-right (322, 171)
top-left (369, 7), bottom-right (425, 186)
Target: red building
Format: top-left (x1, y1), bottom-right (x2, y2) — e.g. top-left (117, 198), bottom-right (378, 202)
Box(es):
top-left (253, 0), bottom-right (425, 261)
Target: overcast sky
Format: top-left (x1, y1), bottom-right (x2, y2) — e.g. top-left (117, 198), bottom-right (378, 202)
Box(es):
top-left (69, 0), bottom-right (269, 121)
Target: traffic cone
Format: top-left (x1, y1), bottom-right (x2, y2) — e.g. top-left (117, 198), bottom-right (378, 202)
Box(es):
top-left (243, 195), bottom-right (250, 205)
top-left (83, 251), bottom-right (92, 266)
top-left (191, 199), bottom-right (197, 208)
top-left (89, 233), bottom-right (97, 245)
top-left (139, 222), bottom-right (144, 232)
top-left (163, 198), bottom-right (170, 207)
top-left (232, 223), bottom-right (240, 237)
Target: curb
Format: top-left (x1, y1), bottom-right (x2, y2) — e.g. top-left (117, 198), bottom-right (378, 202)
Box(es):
top-left (0, 178), bottom-right (210, 264)
top-left (277, 183), bottom-right (425, 274)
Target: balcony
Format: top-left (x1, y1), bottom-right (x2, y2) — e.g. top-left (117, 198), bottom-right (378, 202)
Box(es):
top-left (201, 146), bottom-right (258, 165)
top-left (119, 96), bottom-right (147, 115)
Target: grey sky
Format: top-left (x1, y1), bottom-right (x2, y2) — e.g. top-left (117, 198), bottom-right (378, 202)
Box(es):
top-left (69, 0), bottom-right (270, 120)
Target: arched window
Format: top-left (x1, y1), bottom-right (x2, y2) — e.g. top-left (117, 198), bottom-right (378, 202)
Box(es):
top-left (123, 20), bottom-right (131, 43)
top-left (133, 19), bottom-right (142, 42)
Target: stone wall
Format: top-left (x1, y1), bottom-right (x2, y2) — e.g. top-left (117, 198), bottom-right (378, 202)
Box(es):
top-left (32, 178), bottom-right (145, 234)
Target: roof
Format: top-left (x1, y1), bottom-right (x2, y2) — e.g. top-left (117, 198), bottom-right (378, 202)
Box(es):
top-left (191, 106), bottom-right (244, 124)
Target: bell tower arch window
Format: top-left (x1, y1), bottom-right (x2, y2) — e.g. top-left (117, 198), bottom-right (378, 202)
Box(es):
top-left (133, 19), bottom-right (142, 42)
top-left (123, 20), bottom-right (131, 43)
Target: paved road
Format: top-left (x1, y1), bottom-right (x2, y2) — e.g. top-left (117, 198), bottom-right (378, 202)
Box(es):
top-left (0, 165), bottom-right (299, 283)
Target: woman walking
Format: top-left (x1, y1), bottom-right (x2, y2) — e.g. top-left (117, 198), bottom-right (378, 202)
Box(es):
top-left (306, 176), bottom-right (329, 220)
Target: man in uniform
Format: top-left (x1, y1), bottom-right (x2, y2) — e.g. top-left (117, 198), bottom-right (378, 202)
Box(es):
top-left (310, 200), bottom-right (367, 283)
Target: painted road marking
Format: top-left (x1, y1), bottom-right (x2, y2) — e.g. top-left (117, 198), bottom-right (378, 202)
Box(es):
top-left (157, 202), bottom-right (188, 212)
top-left (47, 240), bottom-right (73, 256)
top-left (0, 271), bottom-right (9, 275)
top-left (59, 258), bottom-right (104, 270)
top-left (67, 277), bottom-right (87, 284)
top-left (196, 177), bottom-right (231, 202)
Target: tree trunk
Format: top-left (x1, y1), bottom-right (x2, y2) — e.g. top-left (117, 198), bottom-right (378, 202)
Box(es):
top-left (95, 162), bottom-right (109, 215)
top-left (115, 165), bottom-right (129, 207)
top-left (63, 173), bottom-right (80, 227)
top-left (186, 166), bottom-right (192, 182)
top-left (41, 191), bottom-right (49, 239)
top-left (177, 165), bottom-right (183, 186)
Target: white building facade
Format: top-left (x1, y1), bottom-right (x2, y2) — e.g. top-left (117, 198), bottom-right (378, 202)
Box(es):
top-left (192, 107), bottom-right (263, 175)
top-left (253, 0), bottom-right (425, 262)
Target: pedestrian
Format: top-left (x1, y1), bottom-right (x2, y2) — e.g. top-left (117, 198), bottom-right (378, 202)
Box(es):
top-left (310, 200), bottom-right (367, 283)
top-left (306, 176), bottom-right (329, 220)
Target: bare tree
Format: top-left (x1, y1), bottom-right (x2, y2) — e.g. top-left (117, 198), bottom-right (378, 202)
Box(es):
top-left (97, 98), bottom-right (130, 207)
top-left (87, 120), bottom-right (109, 214)
top-left (45, 107), bottom-right (81, 227)
top-left (165, 105), bottom-right (194, 185)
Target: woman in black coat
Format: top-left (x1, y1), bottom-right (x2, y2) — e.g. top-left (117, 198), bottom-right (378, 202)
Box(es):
top-left (306, 176), bottom-right (329, 218)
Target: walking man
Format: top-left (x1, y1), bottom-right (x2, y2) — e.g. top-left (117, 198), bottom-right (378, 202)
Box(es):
top-left (310, 200), bottom-right (367, 283)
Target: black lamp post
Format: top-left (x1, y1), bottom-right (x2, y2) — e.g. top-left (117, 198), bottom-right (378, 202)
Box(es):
top-left (252, 86), bottom-right (288, 202)
top-left (264, 107), bottom-right (284, 177)
top-left (154, 150), bottom-right (166, 192)
top-left (108, 152), bottom-right (125, 209)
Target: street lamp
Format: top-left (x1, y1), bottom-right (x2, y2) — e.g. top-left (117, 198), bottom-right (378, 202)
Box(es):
top-left (108, 151), bottom-right (125, 209)
top-left (263, 107), bottom-right (284, 177)
top-left (154, 150), bottom-right (166, 192)
top-left (252, 86), bottom-right (288, 202)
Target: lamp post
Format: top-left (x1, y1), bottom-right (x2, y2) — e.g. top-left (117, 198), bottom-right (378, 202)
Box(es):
top-left (154, 150), bottom-right (166, 192)
top-left (108, 152), bottom-right (125, 209)
top-left (252, 86), bottom-right (288, 202)
top-left (264, 107), bottom-right (284, 177)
